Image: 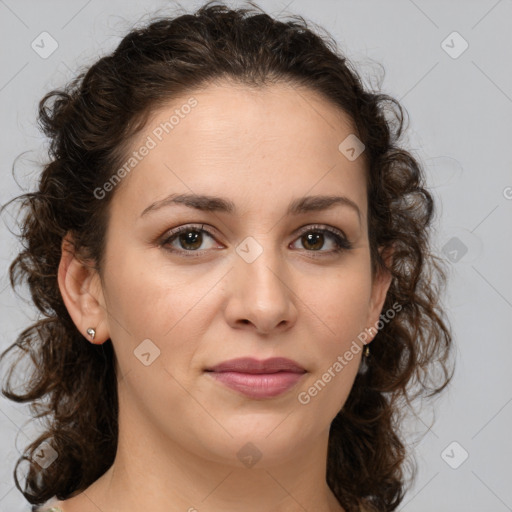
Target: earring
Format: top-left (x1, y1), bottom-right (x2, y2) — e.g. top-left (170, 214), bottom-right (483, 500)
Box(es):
top-left (86, 327), bottom-right (96, 341)
top-left (358, 343), bottom-right (370, 375)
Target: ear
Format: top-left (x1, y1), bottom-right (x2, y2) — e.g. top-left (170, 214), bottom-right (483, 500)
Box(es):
top-left (364, 245), bottom-right (394, 342)
top-left (57, 232), bottom-right (109, 344)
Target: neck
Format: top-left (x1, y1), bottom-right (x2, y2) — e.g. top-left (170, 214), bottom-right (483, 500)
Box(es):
top-left (80, 392), bottom-right (345, 512)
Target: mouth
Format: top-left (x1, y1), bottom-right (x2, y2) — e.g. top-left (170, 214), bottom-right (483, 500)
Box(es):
top-left (204, 357), bottom-right (306, 399)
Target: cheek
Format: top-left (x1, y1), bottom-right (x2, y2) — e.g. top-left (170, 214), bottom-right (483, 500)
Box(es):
top-left (102, 248), bottom-right (218, 378)
top-left (100, 250), bottom-right (168, 366)
top-left (310, 266), bottom-right (373, 345)
top-left (297, 265), bottom-right (371, 406)
top-left (103, 255), bottom-right (204, 417)
top-left (103, 246), bottom-right (195, 335)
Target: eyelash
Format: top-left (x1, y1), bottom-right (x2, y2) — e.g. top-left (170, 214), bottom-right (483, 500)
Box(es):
top-left (159, 223), bottom-right (353, 259)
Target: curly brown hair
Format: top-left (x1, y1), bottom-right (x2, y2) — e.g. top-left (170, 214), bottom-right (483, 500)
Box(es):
top-left (0, 2), bottom-right (455, 511)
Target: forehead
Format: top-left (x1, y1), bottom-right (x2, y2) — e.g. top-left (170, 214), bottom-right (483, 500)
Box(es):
top-left (167, 80), bottom-right (358, 150)
top-left (109, 80), bottom-right (367, 220)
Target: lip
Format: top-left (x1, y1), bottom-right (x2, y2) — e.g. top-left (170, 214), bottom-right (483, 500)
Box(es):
top-left (206, 357), bottom-right (305, 374)
top-left (205, 357), bottom-right (306, 399)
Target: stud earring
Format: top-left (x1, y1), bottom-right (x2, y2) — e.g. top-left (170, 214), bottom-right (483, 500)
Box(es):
top-left (86, 328), bottom-right (96, 341)
top-left (363, 344), bottom-right (370, 358)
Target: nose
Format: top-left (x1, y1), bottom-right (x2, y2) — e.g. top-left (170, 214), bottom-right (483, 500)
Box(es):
top-left (223, 241), bottom-right (298, 335)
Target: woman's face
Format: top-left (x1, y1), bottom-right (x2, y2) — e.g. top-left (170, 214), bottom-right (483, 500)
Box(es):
top-left (91, 81), bottom-right (391, 468)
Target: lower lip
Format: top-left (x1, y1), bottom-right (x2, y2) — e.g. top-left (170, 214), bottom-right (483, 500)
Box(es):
top-left (206, 371), bottom-right (305, 399)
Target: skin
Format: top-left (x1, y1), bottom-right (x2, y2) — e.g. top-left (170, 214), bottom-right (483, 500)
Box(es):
top-left (57, 81), bottom-right (392, 512)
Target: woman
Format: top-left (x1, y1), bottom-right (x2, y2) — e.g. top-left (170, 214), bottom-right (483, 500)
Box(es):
top-left (0, 1), bottom-right (454, 511)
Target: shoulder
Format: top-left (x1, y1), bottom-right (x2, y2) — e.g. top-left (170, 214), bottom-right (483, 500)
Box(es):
top-left (31, 499), bottom-right (64, 512)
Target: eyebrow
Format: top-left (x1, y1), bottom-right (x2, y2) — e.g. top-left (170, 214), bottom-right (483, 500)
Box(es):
top-left (140, 193), bottom-right (362, 223)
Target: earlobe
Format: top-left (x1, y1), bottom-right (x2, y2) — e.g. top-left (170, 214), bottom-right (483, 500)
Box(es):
top-left (57, 233), bottom-right (108, 344)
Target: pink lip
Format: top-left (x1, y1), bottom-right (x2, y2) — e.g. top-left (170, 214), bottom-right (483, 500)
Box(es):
top-left (205, 357), bottom-right (306, 399)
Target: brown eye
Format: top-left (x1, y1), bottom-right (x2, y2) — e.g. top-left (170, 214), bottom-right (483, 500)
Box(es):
top-left (291, 226), bottom-right (353, 256)
top-left (301, 231), bottom-right (325, 251)
top-left (159, 224), bottom-right (352, 259)
top-left (175, 230), bottom-right (204, 251)
top-left (161, 224), bottom-right (219, 256)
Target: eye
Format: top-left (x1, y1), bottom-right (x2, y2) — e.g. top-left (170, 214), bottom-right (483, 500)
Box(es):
top-left (159, 223), bottom-right (353, 258)
top-left (160, 224), bottom-right (219, 256)
top-left (290, 224), bottom-right (353, 256)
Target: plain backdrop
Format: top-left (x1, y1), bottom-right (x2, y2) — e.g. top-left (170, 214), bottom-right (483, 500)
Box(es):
top-left (0, 1), bottom-right (511, 511)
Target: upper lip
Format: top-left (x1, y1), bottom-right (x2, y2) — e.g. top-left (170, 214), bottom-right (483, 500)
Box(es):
top-left (205, 357), bottom-right (306, 374)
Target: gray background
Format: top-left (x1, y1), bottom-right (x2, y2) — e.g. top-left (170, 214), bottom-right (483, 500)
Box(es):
top-left (1, 1), bottom-right (511, 511)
